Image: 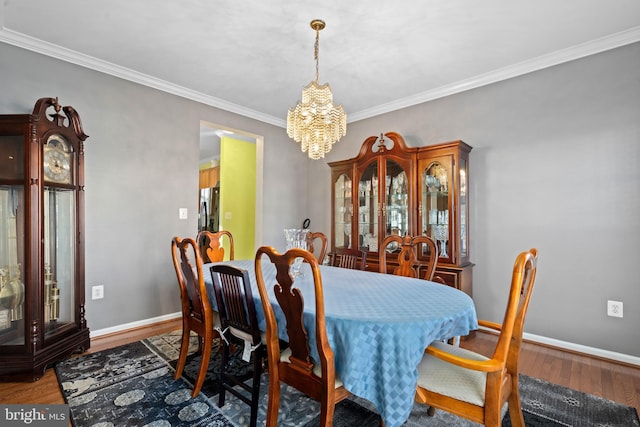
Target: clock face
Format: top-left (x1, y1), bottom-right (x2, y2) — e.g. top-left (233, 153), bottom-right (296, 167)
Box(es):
top-left (44, 134), bottom-right (72, 184)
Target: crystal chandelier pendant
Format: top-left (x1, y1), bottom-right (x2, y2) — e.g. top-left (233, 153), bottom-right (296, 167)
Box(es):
top-left (287, 19), bottom-right (347, 160)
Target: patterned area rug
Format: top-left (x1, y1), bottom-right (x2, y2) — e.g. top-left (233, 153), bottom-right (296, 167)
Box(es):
top-left (55, 332), bottom-right (640, 427)
top-left (143, 331), bottom-right (253, 399)
top-left (55, 340), bottom-right (232, 426)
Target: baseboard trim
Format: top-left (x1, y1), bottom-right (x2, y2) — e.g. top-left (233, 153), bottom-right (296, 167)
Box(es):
top-left (522, 331), bottom-right (640, 367)
top-left (90, 313), bottom-right (639, 367)
top-left (477, 325), bottom-right (639, 366)
top-left (90, 312), bottom-right (182, 338)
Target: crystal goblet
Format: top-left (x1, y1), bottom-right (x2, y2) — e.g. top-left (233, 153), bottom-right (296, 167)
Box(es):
top-left (283, 228), bottom-right (309, 277)
top-left (432, 224), bottom-right (449, 258)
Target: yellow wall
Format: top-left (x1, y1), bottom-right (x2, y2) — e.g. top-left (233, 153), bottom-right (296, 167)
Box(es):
top-left (219, 137), bottom-right (256, 259)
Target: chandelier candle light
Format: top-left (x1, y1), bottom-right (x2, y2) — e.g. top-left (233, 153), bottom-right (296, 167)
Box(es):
top-left (287, 19), bottom-right (347, 160)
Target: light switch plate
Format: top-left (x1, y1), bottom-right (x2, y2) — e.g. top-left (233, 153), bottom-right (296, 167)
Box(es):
top-left (179, 208), bottom-right (188, 220)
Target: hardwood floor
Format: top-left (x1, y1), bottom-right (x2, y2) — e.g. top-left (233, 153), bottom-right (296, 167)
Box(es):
top-left (461, 332), bottom-right (640, 415)
top-left (1, 320), bottom-right (638, 420)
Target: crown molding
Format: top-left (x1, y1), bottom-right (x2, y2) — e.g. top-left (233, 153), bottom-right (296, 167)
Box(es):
top-left (349, 26), bottom-right (640, 123)
top-left (0, 28), bottom-right (285, 128)
top-left (2, 25), bottom-right (638, 127)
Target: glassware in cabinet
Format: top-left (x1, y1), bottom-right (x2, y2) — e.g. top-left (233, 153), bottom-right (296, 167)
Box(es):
top-left (331, 166), bottom-right (353, 250)
top-left (420, 158), bottom-right (452, 262)
top-left (384, 159), bottom-right (410, 240)
top-left (357, 160), bottom-right (378, 252)
top-left (333, 173), bottom-right (353, 248)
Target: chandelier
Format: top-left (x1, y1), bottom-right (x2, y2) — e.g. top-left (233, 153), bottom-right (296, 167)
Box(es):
top-left (287, 19), bottom-right (347, 160)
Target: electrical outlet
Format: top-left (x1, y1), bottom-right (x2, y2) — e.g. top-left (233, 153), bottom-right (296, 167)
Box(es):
top-left (92, 285), bottom-right (104, 300)
top-left (607, 300), bottom-right (623, 318)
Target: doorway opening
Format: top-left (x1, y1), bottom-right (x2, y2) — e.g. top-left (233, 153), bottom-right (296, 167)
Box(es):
top-left (199, 121), bottom-right (263, 259)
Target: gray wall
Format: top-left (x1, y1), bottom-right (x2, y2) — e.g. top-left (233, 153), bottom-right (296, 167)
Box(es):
top-left (311, 42), bottom-right (640, 357)
top-left (0, 42), bottom-right (307, 331)
top-left (2, 40), bottom-right (638, 358)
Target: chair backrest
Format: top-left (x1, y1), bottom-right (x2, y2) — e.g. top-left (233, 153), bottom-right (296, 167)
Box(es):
top-left (171, 236), bottom-right (213, 335)
top-left (496, 248), bottom-right (538, 375)
top-left (209, 264), bottom-right (261, 344)
top-left (306, 231), bottom-right (328, 264)
top-left (197, 230), bottom-right (234, 263)
top-left (254, 245), bottom-right (336, 402)
top-left (379, 234), bottom-right (439, 280)
top-left (331, 247), bottom-right (367, 270)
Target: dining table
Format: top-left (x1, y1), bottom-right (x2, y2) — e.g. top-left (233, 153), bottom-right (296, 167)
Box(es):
top-left (204, 259), bottom-right (478, 427)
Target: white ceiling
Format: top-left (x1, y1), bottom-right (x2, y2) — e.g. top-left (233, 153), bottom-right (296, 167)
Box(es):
top-left (2, 1), bottom-right (639, 136)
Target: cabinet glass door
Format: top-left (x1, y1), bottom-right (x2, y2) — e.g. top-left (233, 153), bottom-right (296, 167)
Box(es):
top-left (43, 188), bottom-right (75, 338)
top-left (459, 158), bottom-right (468, 258)
top-left (333, 173), bottom-right (352, 249)
top-left (0, 135), bottom-right (25, 347)
top-left (421, 159), bottom-right (451, 261)
top-left (384, 159), bottom-right (409, 240)
top-left (358, 161), bottom-right (378, 252)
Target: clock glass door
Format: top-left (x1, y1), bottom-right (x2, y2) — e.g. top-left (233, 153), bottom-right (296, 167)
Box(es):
top-left (43, 188), bottom-right (75, 337)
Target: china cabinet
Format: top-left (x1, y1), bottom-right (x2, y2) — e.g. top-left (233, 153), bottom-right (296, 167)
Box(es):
top-left (0, 97), bottom-right (90, 381)
top-left (329, 132), bottom-right (473, 296)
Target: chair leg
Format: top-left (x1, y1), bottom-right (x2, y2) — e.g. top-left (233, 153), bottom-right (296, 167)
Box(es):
top-left (191, 333), bottom-right (213, 397)
top-left (265, 375), bottom-right (281, 427)
top-left (196, 335), bottom-right (204, 355)
top-left (218, 340), bottom-right (230, 407)
top-left (174, 327), bottom-right (191, 380)
top-left (484, 400), bottom-right (502, 427)
top-left (507, 378), bottom-right (525, 427)
top-left (318, 398), bottom-right (336, 427)
top-left (249, 348), bottom-right (263, 427)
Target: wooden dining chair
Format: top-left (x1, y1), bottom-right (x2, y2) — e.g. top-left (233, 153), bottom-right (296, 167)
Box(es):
top-left (209, 264), bottom-right (265, 427)
top-left (306, 231), bottom-right (328, 264)
top-left (331, 247), bottom-right (367, 270)
top-left (170, 236), bottom-right (216, 397)
top-left (380, 234), bottom-right (439, 281)
top-left (197, 230), bottom-right (234, 263)
top-left (254, 246), bottom-right (350, 427)
top-left (414, 248), bottom-right (538, 427)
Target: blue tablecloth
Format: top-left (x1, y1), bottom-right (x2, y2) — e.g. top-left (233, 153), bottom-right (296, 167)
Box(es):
top-left (204, 260), bottom-right (478, 427)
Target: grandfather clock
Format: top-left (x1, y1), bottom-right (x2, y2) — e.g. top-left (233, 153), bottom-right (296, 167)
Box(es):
top-left (0, 97), bottom-right (90, 381)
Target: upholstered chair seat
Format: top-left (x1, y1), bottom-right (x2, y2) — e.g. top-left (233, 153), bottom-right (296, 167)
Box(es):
top-left (417, 341), bottom-right (490, 406)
